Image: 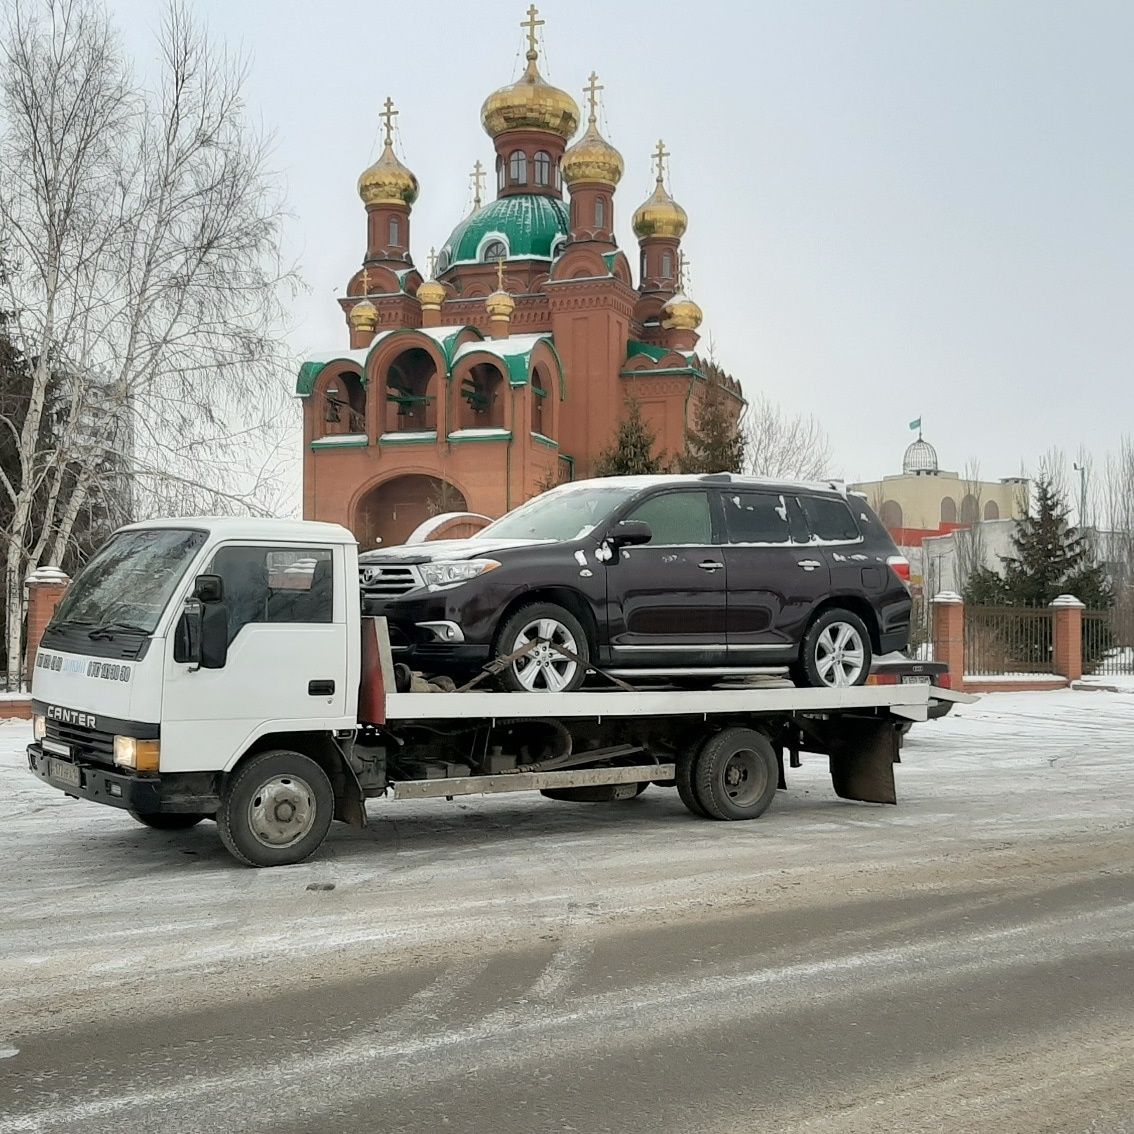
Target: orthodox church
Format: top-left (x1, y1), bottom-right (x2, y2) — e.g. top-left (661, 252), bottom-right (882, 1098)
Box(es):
top-left (297, 6), bottom-right (743, 549)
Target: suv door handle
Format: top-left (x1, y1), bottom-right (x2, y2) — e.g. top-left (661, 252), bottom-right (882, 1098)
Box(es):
top-left (798, 560), bottom-right (822, 571)
top-left (698, 560), bottom-right (724, 572)
top-left (308, 680), bottom-right (336, 696)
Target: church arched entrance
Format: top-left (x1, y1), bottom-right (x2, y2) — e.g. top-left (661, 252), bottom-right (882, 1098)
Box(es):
top-left (353, 475), bottom-right (468, 550)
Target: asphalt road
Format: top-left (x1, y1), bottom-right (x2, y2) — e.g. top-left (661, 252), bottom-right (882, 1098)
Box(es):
top-left (1, 692), bottom-right (1132, 1132)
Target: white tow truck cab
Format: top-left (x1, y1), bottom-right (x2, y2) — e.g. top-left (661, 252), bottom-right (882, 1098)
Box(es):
top-left (27, 518), bottom-right (968, 867)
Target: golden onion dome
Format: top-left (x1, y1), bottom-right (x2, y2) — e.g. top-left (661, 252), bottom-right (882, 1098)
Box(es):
top-left (357, 142), bottom-right (419, 208)
top-left (562, 120), bottom-right (623, 188)
top-left (481, 50), bottom-right (579, 142)
top-left (416, 278), bottom-right (446, 309)
top-left (485, 289), bottom-right (516, 319)
top-left (348, 298), bottom-right (379, 329)
top-left (633, 179), bottom-right (688, 239)
top-left (661, 293), bottom-right (702, 331)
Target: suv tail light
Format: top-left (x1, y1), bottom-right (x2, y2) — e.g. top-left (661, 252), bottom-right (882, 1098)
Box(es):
top-left (936, 673), bottom-right (951, 689)
top-left (866, 672), bottom-right (898, 686)
top-left (886, 555), bottom-right (911, 585)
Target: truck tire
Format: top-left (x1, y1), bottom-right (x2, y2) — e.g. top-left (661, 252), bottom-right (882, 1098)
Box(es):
top-left (494, 603), bottom-right (590, 693)
top-left (217, 750), bottom-right (334, 868)
top-left (693, 727), bottom-right (779, 821)
top-left (676, 745), bottom-right (709, 818)
top-left (128, 810), bottom-right (207, 830)
top-left (797, 608), bottom-right (872, 688)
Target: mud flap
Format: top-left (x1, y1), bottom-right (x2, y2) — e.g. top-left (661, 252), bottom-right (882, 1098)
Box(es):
top-left (826, 717), bottom-right (899, 805)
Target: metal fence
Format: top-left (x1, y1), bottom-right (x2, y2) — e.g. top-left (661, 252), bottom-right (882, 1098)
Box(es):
top-left (963, 606), bottom-right (1054, 675)
top-left (1083, 608), bottom-right (1134, 675)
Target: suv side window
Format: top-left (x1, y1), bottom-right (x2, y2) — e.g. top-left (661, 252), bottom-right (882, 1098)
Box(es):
top-left (800, 496), bottom-right (861, 542)
top-left (626, 490), bottom-right (713, 545)
top-left (722, 491), bottom-right (803, 544)
top-left (208, 545), bottom-right (334, 641)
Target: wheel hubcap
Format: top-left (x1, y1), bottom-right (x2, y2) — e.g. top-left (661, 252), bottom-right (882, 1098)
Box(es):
top-left (511, 617), bottom-right (579, 692)
top-left (247, 774), bottom-right (317, 849)
top-left (814, 622), bottom-right (866, 687)
top-left (721, 749), bottom-right (767, 807)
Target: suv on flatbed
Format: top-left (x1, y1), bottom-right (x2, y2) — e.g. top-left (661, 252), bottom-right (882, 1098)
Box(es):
top-left (359, 474), bottom-right (911, 692)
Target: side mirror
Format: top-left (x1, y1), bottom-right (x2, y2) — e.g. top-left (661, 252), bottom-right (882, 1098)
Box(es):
top-left (611, 520), bottom-right (653, 548)
top-left (194, 573), bottom-right (224, 603)
top-left (173, 580), bottom-right (229, 670)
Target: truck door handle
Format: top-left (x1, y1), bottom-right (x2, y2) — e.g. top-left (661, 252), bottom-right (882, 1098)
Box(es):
top-left (798, 560), bottom-right (822, 571)
top-left (698, 560), bottom-right (724, 572)
top-left (308, 680), bottom-right (335, 696)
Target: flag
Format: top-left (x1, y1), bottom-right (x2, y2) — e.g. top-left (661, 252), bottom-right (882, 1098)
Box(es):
top-left (909, 417), bottom-right (921, 432)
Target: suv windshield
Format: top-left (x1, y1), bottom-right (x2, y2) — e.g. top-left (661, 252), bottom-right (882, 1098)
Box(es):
top-left (51, 528), bottom-right (207, 635)
top-left (476, 484), bottom-right (642, 542)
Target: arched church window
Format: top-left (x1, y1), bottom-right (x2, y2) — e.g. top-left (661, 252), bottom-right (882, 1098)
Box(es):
top-left (496, 155), bottom-right (504, 192)
top-left (550, 236), bottom-right (566, 259)
top-left (435, 247), bottom-right (450, 274)
top-left (554, 160), bottom-right (561, 189)
top-left (388, 216), bottom-right (400, 247)
top-left (509, 150), bottom-right (527, 185)
top-left (594, 196), bottom-right (606, 228)
top-left (482, 239), bottom-right (507, 263)
top-left (661, 251), bottom-right (673, 279)
top-left (534, 151), bottom-right (551, 186)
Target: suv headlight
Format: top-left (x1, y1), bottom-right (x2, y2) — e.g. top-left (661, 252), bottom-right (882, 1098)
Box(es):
top-left (420, 559), bottom-right (500, 588)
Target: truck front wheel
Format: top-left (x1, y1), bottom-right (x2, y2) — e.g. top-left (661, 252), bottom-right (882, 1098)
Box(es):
top-left (217, 750), bottom-right (334, 867)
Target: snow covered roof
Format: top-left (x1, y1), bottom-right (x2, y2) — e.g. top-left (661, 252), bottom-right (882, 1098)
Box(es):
top-left (118, 517), bottom-right (357, 544)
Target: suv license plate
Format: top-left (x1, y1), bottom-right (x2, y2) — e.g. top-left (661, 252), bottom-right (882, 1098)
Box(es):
top-left (901, 675), bottom-right (932, 685)
top-left (48, 758), bottom-right (81, 788)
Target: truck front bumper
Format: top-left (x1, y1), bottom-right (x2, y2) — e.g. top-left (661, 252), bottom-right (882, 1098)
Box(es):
top-left (27, 744), bottom-right (213, 814)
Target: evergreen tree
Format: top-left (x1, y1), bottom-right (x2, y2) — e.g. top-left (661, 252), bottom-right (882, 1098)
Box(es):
top-left (965, 475), bottom-right (1112, 609)
top-left (678, 369), bottom-right (746, 474)
top-left (594, 395), bottom-right (665, 476)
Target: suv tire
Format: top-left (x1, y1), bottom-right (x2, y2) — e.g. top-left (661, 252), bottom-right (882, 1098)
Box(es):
top-left (798, 608), bottom-right (873, 688)
top-left (494, 603), bottom-right (590, 693)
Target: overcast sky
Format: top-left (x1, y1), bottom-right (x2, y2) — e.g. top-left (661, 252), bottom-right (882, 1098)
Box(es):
top-left (112, 0), bottom-right (1134, 485)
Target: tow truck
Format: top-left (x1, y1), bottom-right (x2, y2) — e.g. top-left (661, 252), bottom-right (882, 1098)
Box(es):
top-left (26, 518), bottom-right (970, 866)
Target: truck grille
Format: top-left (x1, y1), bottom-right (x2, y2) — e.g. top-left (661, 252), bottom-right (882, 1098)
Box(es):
top-left (45, 718), bottom-right (116, 766)
top-left (359, 563), bottom-right (423, 598)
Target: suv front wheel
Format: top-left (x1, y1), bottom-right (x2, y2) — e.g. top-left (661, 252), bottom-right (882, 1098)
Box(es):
top-left (494, 602), bottom-right (590, 693)
top-left (797, 608), bottom-right (872, 688)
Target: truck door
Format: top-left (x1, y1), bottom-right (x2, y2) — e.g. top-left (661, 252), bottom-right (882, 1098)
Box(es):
top-left (604, 488), bottom-right (728, 667)
top-left (161, 543), bottom-right (351, 773)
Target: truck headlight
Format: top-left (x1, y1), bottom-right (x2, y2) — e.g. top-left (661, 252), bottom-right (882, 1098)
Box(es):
top-left (33, 714), bottom-right (46, 741)
top-left (114, 736), bottom-right (160, 773)
top-left (420, 559), bottom-right (500, 588)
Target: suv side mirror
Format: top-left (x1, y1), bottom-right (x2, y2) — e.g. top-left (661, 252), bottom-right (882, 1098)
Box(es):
top-left (173, 575), bottom-right (229, 669)
top-left (611, 520), bottom-right (652, 548)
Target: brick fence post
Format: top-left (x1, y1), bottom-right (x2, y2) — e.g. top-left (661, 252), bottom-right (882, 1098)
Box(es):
top-left (1050, 594), bottom-right (1085, 682)
top-left (932, 591), bottom-right (965, 692)
top-left (24, 566), bottom-right (71, 681)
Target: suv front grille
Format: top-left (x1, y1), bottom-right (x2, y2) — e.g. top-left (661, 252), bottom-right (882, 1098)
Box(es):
top-left (359, 563), bottom-right (423, 598)
top-left (45, 718), bottom-right (115, 766)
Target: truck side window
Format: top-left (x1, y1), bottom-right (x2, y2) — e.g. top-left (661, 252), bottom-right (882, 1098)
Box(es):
top-left (208, 546), bottom-right (334, 641)
top-left (626, 491), bottom-right (713, 545)
top-left (800, 496), bottom-right (860, 542)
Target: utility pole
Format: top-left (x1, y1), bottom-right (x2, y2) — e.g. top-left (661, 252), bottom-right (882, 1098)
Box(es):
top-left (1073, 461), bottom-right (1089, 533)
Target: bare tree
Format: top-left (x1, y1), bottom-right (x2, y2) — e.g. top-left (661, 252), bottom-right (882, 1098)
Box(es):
top-left (953, 459), bottom-right (985, 593)
top-left (744, 392), bottom-right (833, 480)
top-left (1099, 436), bottom-right (1134, 612)
top-left (0, 0), bottom-right (295, 687)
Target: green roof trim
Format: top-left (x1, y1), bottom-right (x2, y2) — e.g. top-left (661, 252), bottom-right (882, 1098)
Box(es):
top-left (619, 366), bottom-right (703, 378)
top-left (625, 341), bottom-right (669, 364)
top-left (447, 429), bottom-right (513, 444)
top-left (440, 195), bottom-right (569, 268)
top-left (310, 436), bottom-right (369, 451)
top-left (602, 251), bottom-right (618, 274)
top-left (379, 430), bottom-right (438, 445)
top-left (530, 431), bottom-right (558, 449)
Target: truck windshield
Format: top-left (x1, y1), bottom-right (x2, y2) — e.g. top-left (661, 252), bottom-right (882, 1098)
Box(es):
top-left (475, 484), bottom-right (641, 542)
top-left (51, 528), bottom-right (207, 635)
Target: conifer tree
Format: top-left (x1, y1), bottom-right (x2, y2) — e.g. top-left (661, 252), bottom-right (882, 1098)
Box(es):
top-left (594, 395), bottom-right (665, 476)
top-left (678, 370), bottom-right (746, 474)
top-left (965, 475), bottom-right (1112, 609)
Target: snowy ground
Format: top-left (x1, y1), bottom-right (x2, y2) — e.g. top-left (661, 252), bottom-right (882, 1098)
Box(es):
top-left (1, 689), bottom-right (1132, 1131)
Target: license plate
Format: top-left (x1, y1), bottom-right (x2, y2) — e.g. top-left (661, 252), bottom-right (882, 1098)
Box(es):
top-left (47, 758), bottom-right (81, 788)
top-left (901, 675), bottom-right (932, 685)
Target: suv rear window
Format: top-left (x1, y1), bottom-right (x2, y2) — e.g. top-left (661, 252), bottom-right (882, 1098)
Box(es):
top-left (800, 495), bottom-right (860, 542)
top-left (627, 491), bottom-right (713, 545)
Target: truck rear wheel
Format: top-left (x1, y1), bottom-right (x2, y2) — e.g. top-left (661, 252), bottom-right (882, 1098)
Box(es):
top-left (693, 727), bottom-right (779, 821)
top-left (676, 744), bottom-right (709, 818)
top-left (217, 750), bottom-right (333, 868)
top-left (129, 810), bottom-right (207, 830)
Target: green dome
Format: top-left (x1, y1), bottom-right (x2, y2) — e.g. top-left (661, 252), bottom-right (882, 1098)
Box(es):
top-left (437, 194), bottom-right (568, 271)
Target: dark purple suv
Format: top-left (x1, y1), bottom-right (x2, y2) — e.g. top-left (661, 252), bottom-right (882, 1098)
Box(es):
top-left (359, 474), bottom-right (912, 692)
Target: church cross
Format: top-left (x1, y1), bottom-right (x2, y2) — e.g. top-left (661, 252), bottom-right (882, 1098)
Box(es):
top-left (521, 4), bottom-right (544, 56)
top-left (360, 266), bottom-right (372, 294)
top-left (653, 139), bottom-right (670, 184)
top-left (584, 71), bottom-right (603, 124)
top-left (380, 97), bottom-right (398, 147)
top-left (496, 257), bottom-right (506, 292)
top-left (678, 252), bottom-right (689, 292)
top-left (471, 160), bottom-right (486, 208)
top-left (427, 247), bottom-right (437, 278)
